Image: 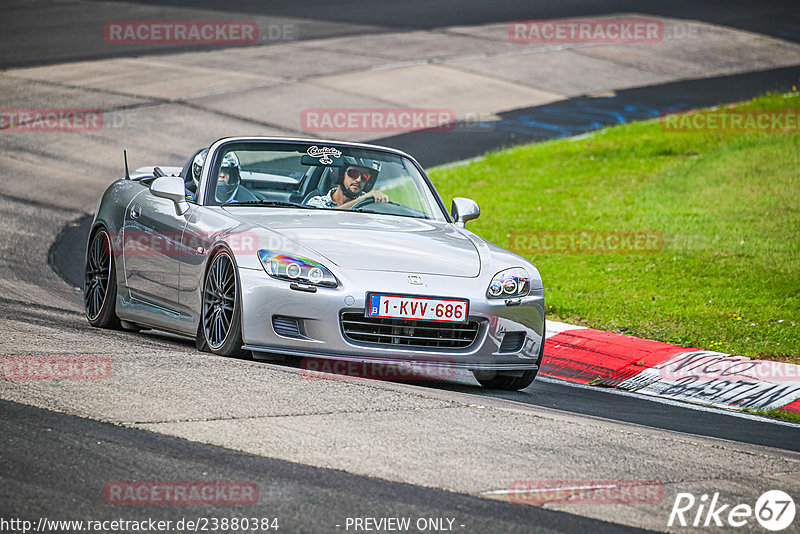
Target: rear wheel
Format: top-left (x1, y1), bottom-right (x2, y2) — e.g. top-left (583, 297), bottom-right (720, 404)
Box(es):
top-left (202, 250), bottom-right (247, 358)
top-left (84, 228), bottom-right (121, 329)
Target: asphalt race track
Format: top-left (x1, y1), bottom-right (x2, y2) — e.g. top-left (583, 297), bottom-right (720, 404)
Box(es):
top-left (2, 1), bottom-right (800, 533)
top-left (377, 66), bottom-right (800, 167)
top-left (2, 400), bottom-right (643, 533)
top-left (3, 0), bottom-right (800, 68)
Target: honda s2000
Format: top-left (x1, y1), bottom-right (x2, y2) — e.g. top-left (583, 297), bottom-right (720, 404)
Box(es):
top-left (84, 137), bottom-right (545, 390)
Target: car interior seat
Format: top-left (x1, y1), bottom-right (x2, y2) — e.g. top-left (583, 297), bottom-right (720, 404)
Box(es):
top-left (301, 167), bottom-right (336, 204)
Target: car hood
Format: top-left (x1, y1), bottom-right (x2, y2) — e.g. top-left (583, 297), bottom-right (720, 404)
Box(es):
top-left (223, 208), bottom-right (481, 277)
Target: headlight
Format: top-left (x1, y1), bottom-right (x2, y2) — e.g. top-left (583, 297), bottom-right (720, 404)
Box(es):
top-left (257, 250), bottom-right (337, 288)
top-left (487, 268), bottom-right (530, 299)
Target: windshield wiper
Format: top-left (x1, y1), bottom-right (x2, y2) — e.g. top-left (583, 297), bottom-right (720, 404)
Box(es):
top-left (222, 200), bottom-right (314, 209)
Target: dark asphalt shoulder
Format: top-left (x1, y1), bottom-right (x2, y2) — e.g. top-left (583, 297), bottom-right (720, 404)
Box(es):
top-left (0, 399), bottom-right (649, 534)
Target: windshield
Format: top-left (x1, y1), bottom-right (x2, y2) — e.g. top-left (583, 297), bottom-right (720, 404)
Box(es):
top-left (203, 142), bottom-right (447, 221)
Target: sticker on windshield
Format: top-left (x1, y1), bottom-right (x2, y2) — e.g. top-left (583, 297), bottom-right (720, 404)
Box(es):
top-left (306, 146), bottom-right (341, 165)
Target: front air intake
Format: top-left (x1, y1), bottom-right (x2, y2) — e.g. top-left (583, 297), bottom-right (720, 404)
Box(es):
top-left (498, 332), bottom-right (526, 353)
top-left (272, 315), bottom-right (303, 338)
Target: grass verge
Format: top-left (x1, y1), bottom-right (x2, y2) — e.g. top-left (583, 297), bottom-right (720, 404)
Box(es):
top-left (743, 407), bottom-right (800, 424)
top-left (430, 92), bottom-right (799, 363)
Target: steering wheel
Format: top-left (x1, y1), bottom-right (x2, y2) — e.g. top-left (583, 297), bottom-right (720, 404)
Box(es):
top-left (352, 196), bottom-right (376, 209)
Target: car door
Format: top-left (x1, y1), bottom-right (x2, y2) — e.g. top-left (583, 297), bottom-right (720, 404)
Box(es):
top-left (176, 205), bottom-right (241, 332)
top-left (122, 188), bottom-right (187, 321)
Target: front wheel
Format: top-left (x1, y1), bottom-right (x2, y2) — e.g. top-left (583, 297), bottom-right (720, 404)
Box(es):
top-left (84, 228), bottom-right (121, 329)
top-left (201, 250), bottom-right (247, 358)
top-left (472, 368), bottom-right (538, 391)
top-left (473, 326), bottom-right (545, 391)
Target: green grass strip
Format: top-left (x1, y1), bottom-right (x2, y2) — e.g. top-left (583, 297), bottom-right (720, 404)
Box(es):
top-left (431, 92), bottom-right (800, 363)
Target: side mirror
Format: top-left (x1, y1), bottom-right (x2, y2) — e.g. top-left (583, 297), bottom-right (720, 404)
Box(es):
top-left (150, 176), bottom-right (189, 216)
top-left (451, 197), bottom-right (480, 228)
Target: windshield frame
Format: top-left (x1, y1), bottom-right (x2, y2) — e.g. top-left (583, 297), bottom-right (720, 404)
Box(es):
top-left (198, 138), bottom-right (451, 222)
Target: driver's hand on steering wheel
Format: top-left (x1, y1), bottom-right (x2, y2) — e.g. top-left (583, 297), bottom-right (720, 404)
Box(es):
top-left (368, 190), bottom-right (389, 203)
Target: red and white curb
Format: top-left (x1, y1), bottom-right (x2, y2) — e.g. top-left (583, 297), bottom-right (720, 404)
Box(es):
top-left (543, 321), bottom-right (800, 414)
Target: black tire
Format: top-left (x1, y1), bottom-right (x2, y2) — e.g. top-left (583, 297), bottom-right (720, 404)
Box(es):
top-left (119, 321), bottom-right (142, 333)
top-left (473, 322), bottom-right (545, 391)
top-left (84, 228), bottom-right (121, 329)
top-left (472, 368), bottom-right (538, 391)
top-left (201, 249), bottom-right (248, 358)
top-left (195, 326), bottom-right (210, 353)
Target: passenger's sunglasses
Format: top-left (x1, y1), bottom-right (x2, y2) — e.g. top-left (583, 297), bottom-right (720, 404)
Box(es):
top-left (345, 168), bottom-right (371, 181)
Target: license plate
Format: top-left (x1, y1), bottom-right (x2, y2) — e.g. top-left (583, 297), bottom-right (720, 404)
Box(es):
top-left (366, 293), bottom-right (469, 323)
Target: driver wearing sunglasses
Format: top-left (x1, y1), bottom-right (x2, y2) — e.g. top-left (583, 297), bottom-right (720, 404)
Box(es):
top-left (307, 165), bottom-right (389, 209)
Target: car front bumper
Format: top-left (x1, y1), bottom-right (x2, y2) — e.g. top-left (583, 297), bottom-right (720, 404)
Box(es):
top-left (238, 267), bottom-right (544, 371)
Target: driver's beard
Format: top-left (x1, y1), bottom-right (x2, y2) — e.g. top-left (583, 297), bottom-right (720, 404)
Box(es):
top-left (340, 184), bottom-right (361, 200)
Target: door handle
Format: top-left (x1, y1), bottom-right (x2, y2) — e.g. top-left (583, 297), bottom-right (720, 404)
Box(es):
top-left (130, 203), bottom-right (142, 219)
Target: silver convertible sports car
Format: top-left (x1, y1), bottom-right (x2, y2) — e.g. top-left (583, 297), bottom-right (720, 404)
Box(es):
top-left (84, 137), bottom-right (545, 390)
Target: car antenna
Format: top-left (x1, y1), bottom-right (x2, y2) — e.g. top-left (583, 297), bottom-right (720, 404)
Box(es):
top-left (124, 149), bottom-right (130, 180)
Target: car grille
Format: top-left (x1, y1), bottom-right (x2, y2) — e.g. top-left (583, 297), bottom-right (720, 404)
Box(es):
top-left (340, 311), bottom-right (481, 349)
